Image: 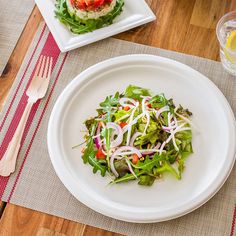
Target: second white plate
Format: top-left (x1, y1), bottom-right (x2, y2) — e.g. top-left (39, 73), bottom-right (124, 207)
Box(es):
top-left (35, 0), bottom-right (156, 52)
top-left (48, 54), bottom-right (236, 223)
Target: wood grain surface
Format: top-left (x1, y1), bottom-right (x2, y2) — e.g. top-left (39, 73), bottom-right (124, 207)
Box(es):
top-left (0, 201), bottom-right (6, 218)
top-left (0, 204), bottom-right (122, 236)
top-left (0, 0), bottom-right (235, 235)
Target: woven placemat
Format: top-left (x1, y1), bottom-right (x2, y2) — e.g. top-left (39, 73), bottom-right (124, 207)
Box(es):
top-left (0, 0), bottom-right (35, 75)
top-left (0, 23), bottom-right (235, 236)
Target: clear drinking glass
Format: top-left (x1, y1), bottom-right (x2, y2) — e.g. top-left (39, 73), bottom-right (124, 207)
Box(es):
top-left (216, 11), bottom-right (236, 76)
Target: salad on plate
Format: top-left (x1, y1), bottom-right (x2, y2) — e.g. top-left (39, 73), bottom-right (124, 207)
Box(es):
top-left (79, 85), bottom-right (193, 186)
top-left (55, 0), bottom-right (124, 34)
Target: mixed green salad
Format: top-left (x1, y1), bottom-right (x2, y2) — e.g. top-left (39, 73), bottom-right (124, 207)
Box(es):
top-left (55, 0), bottom-right (124, 34)
top-left (79, 85), bottom-right (193, 186)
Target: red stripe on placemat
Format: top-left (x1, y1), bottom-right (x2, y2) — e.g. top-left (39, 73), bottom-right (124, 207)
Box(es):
top-left (0, 23), bottom-right (46, 132)
top-left (0, 32), bottom-right (61, 200)
top-left (8, 52), bottom-right (68, 202)
top-left (230, 205), bottom-right (236, 236)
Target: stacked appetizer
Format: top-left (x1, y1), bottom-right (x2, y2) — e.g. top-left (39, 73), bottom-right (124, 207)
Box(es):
top-left (55, 0), bottom-right (124, 34)
top-left (79, 85), bottom-right (193, 186)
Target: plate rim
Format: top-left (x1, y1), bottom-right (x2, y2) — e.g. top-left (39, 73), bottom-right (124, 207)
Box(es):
top-left (47, 54), bottom-right (236, 223)
top-left (34, 0), bottom-right (156, 52)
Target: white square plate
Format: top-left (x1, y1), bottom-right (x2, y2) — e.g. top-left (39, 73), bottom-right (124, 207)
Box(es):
top-left (35, 0), bottom-right (156, 52)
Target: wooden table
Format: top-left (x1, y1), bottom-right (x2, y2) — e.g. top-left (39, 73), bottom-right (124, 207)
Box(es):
top-left (0, 0), bottom-right (235, 235)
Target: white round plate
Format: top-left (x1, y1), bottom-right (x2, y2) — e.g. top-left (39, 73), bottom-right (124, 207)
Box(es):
top-left (48, 54), bottom-right (236, 223)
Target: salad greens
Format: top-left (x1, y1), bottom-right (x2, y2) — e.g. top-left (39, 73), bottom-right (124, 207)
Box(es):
top-left (80, 85), bottom-right (193, 186)
top-left (55, 0), bottom-right (124, 34)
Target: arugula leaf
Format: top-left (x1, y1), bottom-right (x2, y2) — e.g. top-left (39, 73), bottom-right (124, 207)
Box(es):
top-left (100, 92), bottom-right (120, 110)
top-left (133, 154), bottom-right (164, 172)
top-left (82, 124), bottom-right (106, 176)
top-left (153, 162), bottom-right (180, 180)
top-left (111, 173), bottom-right (136, 184)
top-left (125, 85), bottom-right (150, 101)
top-left (110, 170), bottom-right (146, 184)
top-left (138, 175), bottom-right (155, 186)
top-left (87, 152), bottom-right (107, 177)
top-left (55, 0), bottom-right (124, 34)
top-left (100, 92), bottom-right (120, 169)
top-left (149, 94), bottom-right (168, 109)
top-left (176, 105), bottom-right (193, 117)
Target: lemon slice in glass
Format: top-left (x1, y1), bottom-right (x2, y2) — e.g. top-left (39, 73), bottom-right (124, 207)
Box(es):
top-left (224, 29), bottom-right (236, 64)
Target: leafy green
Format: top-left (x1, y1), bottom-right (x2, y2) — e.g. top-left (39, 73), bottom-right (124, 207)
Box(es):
top-left (176, 105), bottom-right (192, 117)
top-left (100, 92), bottom-right (120, 110)
top-left (114, 109), bottom-right (130, 121)
top-left (99, 92), bottom-right (120, 170)
top-left (82, 124), bottom-right (106, 176)
top-left (133, 154), bottom-right (163, 172)
top-left (153, 162), bottom-right (180, 180)
top-left (134, 131), bottom-right (159, 145)
top-left (114, 159), bottom-right (130, 177)
top-left (55, 0), bottom-right (124, 34)
top-left (149, 94), bottom-right (168, 109)
top-left (125, 85), bottom-right (150, 101)
top-left (85, 117), bottom-right (96, 130)
top-left (80, 84), bottom-right (193, 186)
top-left (110, 170), bottom-right (146, 184)
top-left (111, 173), bottom-right (136, 184)
top-left (138, 175), bottom-right (155, 186)
top-left (87, 153), bottom-right (107, 176)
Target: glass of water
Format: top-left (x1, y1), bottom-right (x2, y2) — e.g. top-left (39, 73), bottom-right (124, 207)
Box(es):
top-left (216, 11), bottom-right (236, 75)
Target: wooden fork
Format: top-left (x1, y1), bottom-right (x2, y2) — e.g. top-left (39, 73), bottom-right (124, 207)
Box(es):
top-left (0, 55), bottom-right (53, 177)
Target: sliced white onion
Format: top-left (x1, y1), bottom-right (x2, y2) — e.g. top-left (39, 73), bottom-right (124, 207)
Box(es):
top-left (126, 104), bottom-right (138, 145)
top-left (162, 113), bottom-right (177, 131)
top-left (113, 151), bottom-right (139, 156)
top-left (110, 146), bottom-right (142, 177)
top-left (159, 141), bottom-right (167, 154)
top-left (140, 97), bottom-right (150, 135)
top-left (170, 129), bottom-right (179, 151)
top-left (119, 97), bottom-right (136, 108)
top-left (125, 159), bottom-right (138, 179)
top-left (139, 142), bottom-right (161, 155)
top-left (143, 111), bottom-right (150, 135)
top-left (141, 97), bottom-right (148, 113)
top-left (155, 105), bottom-right (170, 119)
top-left (175, 112), bottom-right (199, 131)
top-left (162, 126), bottom-right (174, 132)
top-left (160, 122), bottom-right (191, 153)
top-left (130, 132), bottom-right (142, 146)
top-left (140, 149), bottom-right (158, 154)
top-left (112, 146), bottom-right (142, 157)
top-left (174, 122), bottom-right (188, 132)
top-left (110, 155), bottom-right (124, 177)
top-left (167, 112), bottom-right (172, 125)
top-left (106, 122), bottom-right (123, 148)
top-left (175, 127), bottom-right (192, 133)
top-left (123, 113), bottom-right (145, 133)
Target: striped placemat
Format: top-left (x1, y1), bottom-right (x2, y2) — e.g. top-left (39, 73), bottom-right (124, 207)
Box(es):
top-left (0, 23), bottom-right (235, 236)
top-left (0, 0), bottom-right (35, 75)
